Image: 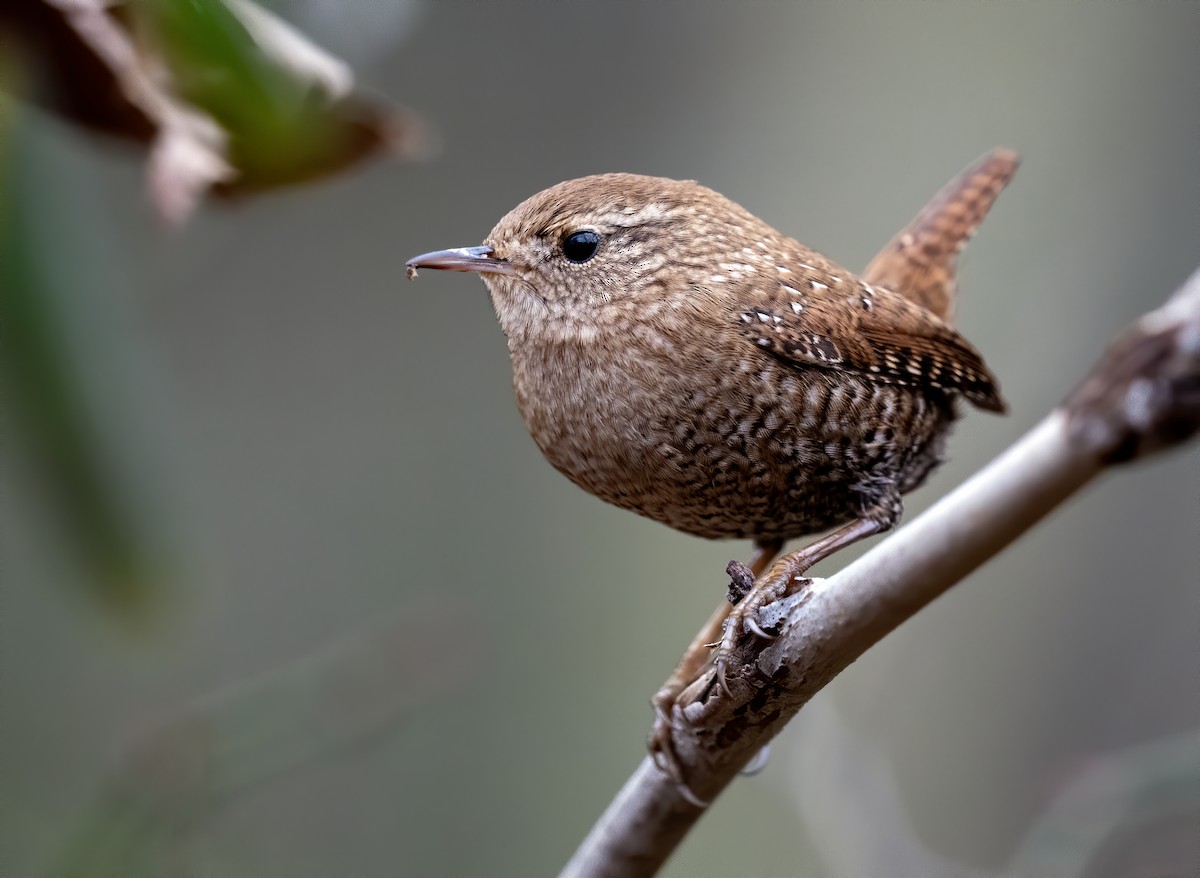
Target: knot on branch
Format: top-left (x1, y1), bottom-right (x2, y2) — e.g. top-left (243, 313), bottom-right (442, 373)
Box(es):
top-left (1065, 269), bottom-right (1200, 463)
top-left (725, 560), bottom-right (755, 605)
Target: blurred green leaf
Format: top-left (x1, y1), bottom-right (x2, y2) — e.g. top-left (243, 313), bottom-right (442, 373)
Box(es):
top-left (139, 0), bottom-right (323, 183)
top-left (0, 101), bottom-right (172, 615)
top-left (146, 0), bottom-right (423, 193)
top-left (1, 0), bottom-right (425, 223)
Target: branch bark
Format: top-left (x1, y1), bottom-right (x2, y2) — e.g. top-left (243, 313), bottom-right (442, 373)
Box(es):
top-left (561, 266), bottom-right (1200, 878)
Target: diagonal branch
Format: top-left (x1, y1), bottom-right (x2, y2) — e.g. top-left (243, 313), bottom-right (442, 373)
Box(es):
top-left (561, 266), bottom-right (1200, 878)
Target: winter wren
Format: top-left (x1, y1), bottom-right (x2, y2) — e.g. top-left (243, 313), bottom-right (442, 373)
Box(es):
top-left (407, 149), bottom-right (1017, 775)
top-left (407, 152), bottom-right (1012, 547)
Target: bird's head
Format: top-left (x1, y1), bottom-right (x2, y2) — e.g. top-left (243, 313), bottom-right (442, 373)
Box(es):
top-left (407, 173), bottom-right (772, 343)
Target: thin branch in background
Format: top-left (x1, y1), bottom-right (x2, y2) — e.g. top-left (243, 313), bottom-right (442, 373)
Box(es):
top-left (54, 598), bottom-right (484, 877)
top-left (561, 266), bottom-right (1200, 877)
top-left (786, 701), bottom-right (1200, 876)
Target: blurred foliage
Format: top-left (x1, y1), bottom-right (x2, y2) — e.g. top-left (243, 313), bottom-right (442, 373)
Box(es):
top-left (138, 0), bottom-right (413, 193)
top-left (0, 101), bottom-right (169, 614)
top-left (0, 0), bottom-right (424, 222)
top-left (0, 0), bottom-right (424, 606)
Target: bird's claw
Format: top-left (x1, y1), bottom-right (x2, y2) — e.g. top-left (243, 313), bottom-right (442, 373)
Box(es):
top-left (715, 656), bottom-right (733, 698)
top-left (741, 744), bottom-right (772, 777)
top-left (648, 702), bottom-right (681, 778)
top-left (646, 552), bottom-right (812, 806)
top-left (648, 698), bottom-right (710, 807)
top-left (713, 565), bottom-right (809, 689)
top-left (744, 615), bottom-right (777, 640)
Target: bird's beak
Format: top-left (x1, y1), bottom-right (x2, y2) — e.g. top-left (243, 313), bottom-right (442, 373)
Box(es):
top-left (405, 245), bottom-right (513, 280)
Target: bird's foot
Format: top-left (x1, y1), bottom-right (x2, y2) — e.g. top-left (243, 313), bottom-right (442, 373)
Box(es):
top-left (648, 685), bottom-right (682, 778)
top-left (714, 553), bottom-right (815, 695)
top-left (645, 542), bottom-right (786, 803)
top-left (649, 682), bottom-right (711, 807)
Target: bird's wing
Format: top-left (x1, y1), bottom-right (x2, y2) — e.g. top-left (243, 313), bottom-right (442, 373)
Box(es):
top-left (735, 269), bottom-right (1006, 413)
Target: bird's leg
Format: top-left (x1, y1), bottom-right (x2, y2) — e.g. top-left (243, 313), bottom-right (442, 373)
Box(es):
top-left (714, 501), bottom-right (901, 692)
top-left (648, 538), bottom-right (782, 786)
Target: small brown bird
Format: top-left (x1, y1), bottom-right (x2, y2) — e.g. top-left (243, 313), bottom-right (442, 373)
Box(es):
top-left (407, 149), bottom-right (1017, 776)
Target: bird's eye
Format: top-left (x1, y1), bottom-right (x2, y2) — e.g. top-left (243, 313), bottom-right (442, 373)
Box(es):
top-left (562, 230), bottom-right (601, 263)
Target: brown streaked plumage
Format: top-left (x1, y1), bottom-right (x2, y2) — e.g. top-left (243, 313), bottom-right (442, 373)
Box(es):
top-left (407, 148), bottom-right (1018, 782)
top-left (864, 150), bottom-right (1019, 322)
top-left (408, 153), bottom-right (1012, 543)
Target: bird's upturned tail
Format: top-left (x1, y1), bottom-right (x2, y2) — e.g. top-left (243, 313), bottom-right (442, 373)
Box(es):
top-left (863, 148), bottom-right (1019, 325)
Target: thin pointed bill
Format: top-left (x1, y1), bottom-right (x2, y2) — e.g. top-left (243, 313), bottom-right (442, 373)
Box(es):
top-left (405, 245), bottom-right (513, 280)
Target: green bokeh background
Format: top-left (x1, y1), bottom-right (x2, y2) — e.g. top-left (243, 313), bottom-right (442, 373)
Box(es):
top-left (3, 2), bottom-right (1198, 875)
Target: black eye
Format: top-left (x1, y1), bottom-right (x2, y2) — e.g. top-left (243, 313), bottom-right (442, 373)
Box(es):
top-left (562, 230), bottom-right (601, 263)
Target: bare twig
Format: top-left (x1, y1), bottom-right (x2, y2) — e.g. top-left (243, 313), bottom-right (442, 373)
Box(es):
top-left (55, 599), bottom-right (483, 876)
top-left (787, 703), bottom-right (1200, 876)
top-left (561, 267), bottom-right (1200, 878)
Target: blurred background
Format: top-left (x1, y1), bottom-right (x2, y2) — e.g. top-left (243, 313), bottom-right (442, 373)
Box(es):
top-left (2, 2), bottom-right (1197, 876)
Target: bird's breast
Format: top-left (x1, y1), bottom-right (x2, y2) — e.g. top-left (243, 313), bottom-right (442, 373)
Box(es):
top-left (507, 332), bottom-right (956, 541)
